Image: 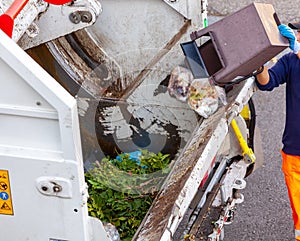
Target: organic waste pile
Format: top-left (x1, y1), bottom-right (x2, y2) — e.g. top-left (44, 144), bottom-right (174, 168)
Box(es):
top-left (85, 150), bottom-right (171, 241)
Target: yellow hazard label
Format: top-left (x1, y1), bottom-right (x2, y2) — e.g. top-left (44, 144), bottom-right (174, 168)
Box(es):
top-left (0, 170), bottom-right (13, 215)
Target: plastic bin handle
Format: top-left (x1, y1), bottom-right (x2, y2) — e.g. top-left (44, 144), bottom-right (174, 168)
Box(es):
top-left (273, 13), bottom-right (281, 26)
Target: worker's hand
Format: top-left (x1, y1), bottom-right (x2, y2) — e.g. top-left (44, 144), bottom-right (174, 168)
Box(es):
top-left (278, 24), bottom-right (300, 54)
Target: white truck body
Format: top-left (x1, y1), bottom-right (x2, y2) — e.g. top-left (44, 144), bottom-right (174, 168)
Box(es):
top-left (0, 0), bottom-right (260, 240)
top-left (0, 29), bottom-right (110, 241)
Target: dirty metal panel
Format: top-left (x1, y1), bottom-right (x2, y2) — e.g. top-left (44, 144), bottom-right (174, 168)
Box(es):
top-left (84, 0), bottom-right (201, 88)
top-left (132, 79), bottom-right (255, 241)
top-left (76, 66), bottom-right (201, 168)
top-left (39, 0), bottom-right (205, 101)
top-left (0, 0), bottom-right (47, 42)
top-left (162, 0), bottom-right (203, 21)
top-left (18, 0), bottom-right (102, 49)
top-left (27, 35), bottom-right (202, 167)
top-left (133, 106), bottom-right (228, 241)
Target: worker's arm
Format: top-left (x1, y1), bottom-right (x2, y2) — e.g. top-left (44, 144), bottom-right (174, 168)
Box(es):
top-left (255, 55), bottom-right (289, 91)
top-left (256, 50), bottom-right (300, 87)
top-left (255, 66), bottom-right (269, 86)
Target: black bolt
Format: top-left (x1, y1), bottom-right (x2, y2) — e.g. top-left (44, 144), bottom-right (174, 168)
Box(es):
top-left (41, 186), bottom-right (48, 191)
top-left (69, 12), bottom-right (81, 24)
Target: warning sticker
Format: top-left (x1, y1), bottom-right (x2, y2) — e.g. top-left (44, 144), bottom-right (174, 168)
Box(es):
top-left (0, 170), bottom-right (13, 215)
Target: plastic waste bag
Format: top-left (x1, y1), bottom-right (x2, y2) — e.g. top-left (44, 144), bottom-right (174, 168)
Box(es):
top-left (103, 223), bottom-right (121, 241)
top-left (187, 78), bottom-right (220, 118)
top-left (167, 66), bottom-right (193, 102)
top-left (167, 66), bottom-right (227, 118)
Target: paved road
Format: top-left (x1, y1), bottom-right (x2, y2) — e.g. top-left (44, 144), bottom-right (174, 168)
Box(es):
top-left (207, 1), bottom-right (298, 240)
top-left (208, 0), bottom-right (300, 23)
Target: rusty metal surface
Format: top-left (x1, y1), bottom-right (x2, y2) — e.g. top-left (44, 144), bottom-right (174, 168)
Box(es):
top-left (48, 32), bottom-right (123, 99)
top-left (190, 183), bottom-right (221, 239)
top-left (28, 38), bottom-right (254, 240)
top-left (27, 37), bottom-right (201, 170)
top-left (132, 110), bottom-right (222, 241)
top-left (132, 81), bottom-right (248, 241)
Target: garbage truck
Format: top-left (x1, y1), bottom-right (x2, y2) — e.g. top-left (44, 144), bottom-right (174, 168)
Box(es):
top-left (0, 0), bottom-right (288, 240)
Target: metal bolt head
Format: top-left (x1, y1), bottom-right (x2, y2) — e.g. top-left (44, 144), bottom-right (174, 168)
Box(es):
top-left (235, 179), bottom-right (242, 185)
top-left (80, 11), bottom-right (92, 23)
top-left (69, 12), bottom-right (81, 24)
top-left (234, 191), bottom-right (242, 199)
top-left (41, 186), bottom-right (48, 191)
top-left (53, 185), bottom-right (62, 193)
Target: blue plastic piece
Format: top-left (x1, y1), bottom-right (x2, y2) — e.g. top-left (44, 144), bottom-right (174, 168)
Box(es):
top-left (116, 151), bottom-right (147, 168)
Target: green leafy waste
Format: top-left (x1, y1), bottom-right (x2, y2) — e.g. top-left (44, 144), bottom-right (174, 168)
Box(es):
top-left (85, 149), bottom-right (171, 241)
